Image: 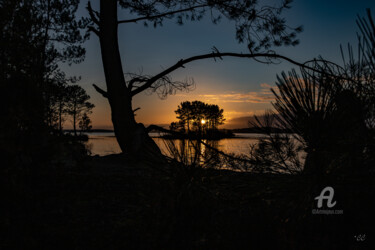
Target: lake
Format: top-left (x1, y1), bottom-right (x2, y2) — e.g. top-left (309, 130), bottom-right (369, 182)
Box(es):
top-left (86, 132), bottom-right (266, 157)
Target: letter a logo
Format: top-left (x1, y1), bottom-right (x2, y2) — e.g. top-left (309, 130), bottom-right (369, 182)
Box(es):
top-left (315, 186), bottom-right (337, 208)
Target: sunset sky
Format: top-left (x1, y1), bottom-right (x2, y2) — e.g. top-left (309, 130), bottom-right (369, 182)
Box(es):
top-left (62, 0), bottom-right (375, 129)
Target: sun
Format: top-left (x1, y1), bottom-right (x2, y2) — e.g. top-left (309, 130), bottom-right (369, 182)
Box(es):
top-left (201, 119), bottom-right (206, 124)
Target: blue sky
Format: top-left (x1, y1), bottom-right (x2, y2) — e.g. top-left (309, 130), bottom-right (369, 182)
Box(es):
top-left (62, 0), bottom-right (375, 129)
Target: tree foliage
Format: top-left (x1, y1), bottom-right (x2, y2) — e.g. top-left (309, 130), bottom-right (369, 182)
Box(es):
top-left (116, 0), bottom-right (302, 52)
top-left (112, 0), bottom-right (302, 98)
top-left (0, 0), bottom-right (89, 134)
top-left (66, 85), bottom-right (95, 136)
top-left (0, 0), bottom-right (92, 166)
top-left (251, 9), bottom-right (375, 175)
top-left (79, 112), bottom-right (93, 133)
top-left (172, 100), bottom-right (225, 133)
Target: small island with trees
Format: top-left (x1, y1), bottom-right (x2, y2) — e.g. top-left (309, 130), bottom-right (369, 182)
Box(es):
top-left (166, 101), bottom-right (234, 139)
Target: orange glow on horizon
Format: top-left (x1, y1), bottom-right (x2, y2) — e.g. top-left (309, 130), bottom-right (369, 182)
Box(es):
top-left (86, 82), bottom-right (275, 129)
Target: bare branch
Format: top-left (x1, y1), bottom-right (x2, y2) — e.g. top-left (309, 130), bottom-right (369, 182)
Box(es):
top-left (87, 1), bottom-right (100, 25)
top-left (131, 51), bottom-right (340, 97)
top-left (87, 1), bottom-right (100, 36)
top-left (88, 26), bottom-right (99, 36)
top-left (93, 84), bottom-right (107, 98)
top-left (127, 76), bottom-right (148, 90)
top-left (133, 107), bottom-right (141, 113)
top-left (145, 75), bottom-right (195, 99)
top-left (118, 4), bottom-right (208, 24)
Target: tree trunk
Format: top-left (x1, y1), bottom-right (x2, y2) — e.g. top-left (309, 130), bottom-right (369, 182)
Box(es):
top-left (73, 107), bottom-right (77, 136)
top-left (59, 101), bottom-right (62, 133)
top-left (99, 1), bottom-right (162, 158)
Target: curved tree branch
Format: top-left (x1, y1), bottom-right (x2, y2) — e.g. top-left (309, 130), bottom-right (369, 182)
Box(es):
top-left (88, 25), bottom-right (100, 36)
top-left (87, 1), bottom-right (100, 36)
top-left (93, 84), bottom-right (108, 98)
top-left (87, 1), bottom-right (100, 25)
top-left (127, 76), bottom-right (148, 90)
top-left (131, 51), bottom-right (343, 97)
top-left (133, 107), bottom-right (141, 114)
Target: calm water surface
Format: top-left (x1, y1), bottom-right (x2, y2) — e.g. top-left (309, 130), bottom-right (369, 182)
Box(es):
top-left (86, 132), bottom-right (264, 157)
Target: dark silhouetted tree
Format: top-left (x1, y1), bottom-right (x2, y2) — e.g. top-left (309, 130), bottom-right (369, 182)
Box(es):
top-left (271, 69), bottom-right (341, 175)
top-left (79, 112), bottom-right (93, 133)
top-left (87, 0), bottom-right (303, 157)
top-left (256, 9), bottom-right (375, 175)
top-left (66, 85), bottom-right (94, 136)
top-left (0, 0), bottom-right (90, 165)
top-left (175, 101), bottom-right (193, 133)
top-left (204, 103), bottom-right (225, 130)
top-left (0, 0), bottom-right (89, 135)
top-left (173, 100), bottom-right (225, 134)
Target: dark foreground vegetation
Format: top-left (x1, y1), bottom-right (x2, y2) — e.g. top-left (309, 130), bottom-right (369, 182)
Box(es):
top-left (2, 154), bottom-right (374, 249)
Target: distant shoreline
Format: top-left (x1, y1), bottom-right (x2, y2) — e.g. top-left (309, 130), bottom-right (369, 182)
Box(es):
top-left (64, 129), bottom-right (114, 133)
top-left (65, 127), bottom-right (292, 135)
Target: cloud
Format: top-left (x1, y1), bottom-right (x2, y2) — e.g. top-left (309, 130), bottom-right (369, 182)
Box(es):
top-left (225, 110), bottom-right (256, 116)
top-left (197, 83), bottom-right (277, 104)
top-left (260, 83), bottom-right (272, 89)
top-left (223, 110), bottom-right (266, 122)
